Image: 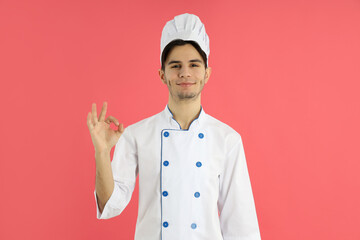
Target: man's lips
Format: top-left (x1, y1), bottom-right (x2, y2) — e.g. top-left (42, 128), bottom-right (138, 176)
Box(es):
top-left (177, 82), bottom-right (195, 87)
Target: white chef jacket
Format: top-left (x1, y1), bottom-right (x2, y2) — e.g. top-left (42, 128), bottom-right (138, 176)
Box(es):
top-left (94, 105), bottom-right (261, 240)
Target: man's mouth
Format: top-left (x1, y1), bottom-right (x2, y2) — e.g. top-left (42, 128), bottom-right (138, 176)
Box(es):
top-left (177, 82), bottom-right (195, 87)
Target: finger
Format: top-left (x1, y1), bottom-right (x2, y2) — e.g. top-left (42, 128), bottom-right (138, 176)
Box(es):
top-left (92, 103), bottom-right (98, 124)
top-left (98, 101), bottom-right (107, 122)
top-left (87, 112), bottom-right (94, 131)
top-left (118, 123), bottom-right (124, 133)
top-left (105, 116), bottom-right (120, 126)
top-left (116, 123), bottom-right (125, 136)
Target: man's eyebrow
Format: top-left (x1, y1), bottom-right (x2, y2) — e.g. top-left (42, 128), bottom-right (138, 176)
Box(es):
top-left (167, 59), bottom-right (203, 65)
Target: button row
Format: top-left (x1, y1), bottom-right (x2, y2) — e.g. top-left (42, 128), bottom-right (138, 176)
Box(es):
top-left (163, 160), bottom-right (202, 167)
top-left (162, 221), bottom-right (197, 229)
top-left (163, 131), bottom-right (205, 139)
top-left (161, 191), bottom-right (200, 198)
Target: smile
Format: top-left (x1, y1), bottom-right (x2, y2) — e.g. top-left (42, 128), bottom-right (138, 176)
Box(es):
top-left (177, 82), bottom-right (195, 87)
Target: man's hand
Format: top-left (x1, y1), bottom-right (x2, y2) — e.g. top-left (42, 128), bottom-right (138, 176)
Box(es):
top-left (87, 101), bottom-right (124, 153)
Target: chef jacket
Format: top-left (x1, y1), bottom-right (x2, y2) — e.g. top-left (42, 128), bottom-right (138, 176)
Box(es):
top-left (94, 105), bottom-right (261, 240)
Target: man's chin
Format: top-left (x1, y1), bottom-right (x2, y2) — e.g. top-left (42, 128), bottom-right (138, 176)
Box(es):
top-left (177, 92), bottom-right (198, 100)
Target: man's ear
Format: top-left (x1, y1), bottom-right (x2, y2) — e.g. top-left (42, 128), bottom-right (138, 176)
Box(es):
top-left (158, 69), bottom-right (166, 84)
top-left (204, 67), bottom-right (211, 84)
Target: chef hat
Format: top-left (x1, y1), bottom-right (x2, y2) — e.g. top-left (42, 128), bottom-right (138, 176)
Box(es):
top-left (160, 13), bottom-right (210, 66)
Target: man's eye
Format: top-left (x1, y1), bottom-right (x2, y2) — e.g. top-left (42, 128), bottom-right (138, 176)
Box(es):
top-left (171, 64), bottom-right (198, 68)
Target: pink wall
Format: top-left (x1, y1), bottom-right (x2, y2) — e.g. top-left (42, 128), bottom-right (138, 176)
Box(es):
top-left (1, 0), bottom-right (359, 239)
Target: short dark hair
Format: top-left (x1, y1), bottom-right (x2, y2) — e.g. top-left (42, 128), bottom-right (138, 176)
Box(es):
top-left (161, 39), bottom-right (208, 71)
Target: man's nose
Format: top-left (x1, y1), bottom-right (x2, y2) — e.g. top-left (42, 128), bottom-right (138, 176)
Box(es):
top-left (179, 66), bottom-right (191, 78)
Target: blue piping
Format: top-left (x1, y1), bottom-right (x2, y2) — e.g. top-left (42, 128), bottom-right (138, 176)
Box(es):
top-left (166, 104), bottom-right (203, 131)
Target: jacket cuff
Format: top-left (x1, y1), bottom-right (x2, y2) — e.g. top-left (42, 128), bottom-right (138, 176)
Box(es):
top-left (94, 186), bottom-right (119, 219)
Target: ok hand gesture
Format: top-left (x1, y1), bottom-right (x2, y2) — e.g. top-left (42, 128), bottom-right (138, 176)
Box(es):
top-left (87, 101), bottom-right (124, 153)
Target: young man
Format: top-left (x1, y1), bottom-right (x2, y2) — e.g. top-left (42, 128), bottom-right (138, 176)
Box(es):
top-left (87, 13), bottom-right (261, 240)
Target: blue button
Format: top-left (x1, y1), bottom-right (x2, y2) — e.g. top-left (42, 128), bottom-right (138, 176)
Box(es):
top-left (163, 222), bottom-right (169, 228)
top-left (162, 191), bottom-right (168, 197)
top-left (196, 161), bottom-right (202, 167)
top-left (191, 223), bottom-right (197, 229)
top-left (194, 192), bottom-right (200, 198)
top-left (163, 160), bottom-right (169, 166)
top-left (164, 131), bottom-right (169, 137)
top-left (198, 133), bottom-right (204, 139)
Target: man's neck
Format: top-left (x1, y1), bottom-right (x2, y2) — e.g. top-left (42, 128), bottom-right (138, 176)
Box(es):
top-left (167, 96), bottom-right (202, 130)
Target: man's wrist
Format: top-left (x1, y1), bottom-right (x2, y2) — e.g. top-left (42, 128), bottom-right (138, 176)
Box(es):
top-left (95, 149), bottom-right (111, 158)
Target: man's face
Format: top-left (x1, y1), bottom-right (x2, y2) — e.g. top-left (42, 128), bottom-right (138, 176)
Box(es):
top-left (159, 44), bottom-right (211, 102)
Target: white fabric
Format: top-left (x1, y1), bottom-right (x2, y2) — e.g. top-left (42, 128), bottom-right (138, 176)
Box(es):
top-left (94, 105), bottom-right (261, 240)
top-left (160, 13), bottom-right (210, 66)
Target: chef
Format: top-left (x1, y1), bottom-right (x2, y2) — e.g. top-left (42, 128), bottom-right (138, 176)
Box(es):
top-left (87, 13), bottom-right (261, 240)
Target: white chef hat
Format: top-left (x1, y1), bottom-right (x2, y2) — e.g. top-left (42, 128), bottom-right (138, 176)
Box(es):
top-left (160, 13), bottom-right (210, 66)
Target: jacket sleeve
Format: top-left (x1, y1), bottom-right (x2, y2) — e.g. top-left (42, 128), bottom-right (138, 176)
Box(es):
top-left (94, 127), bottom-right (138, 219)
top-left (218, 134), bottom-right (261, 240)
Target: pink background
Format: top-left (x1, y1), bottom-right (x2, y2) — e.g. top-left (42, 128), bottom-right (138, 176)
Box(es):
top-left (1, 0), bottom-right (359, 239)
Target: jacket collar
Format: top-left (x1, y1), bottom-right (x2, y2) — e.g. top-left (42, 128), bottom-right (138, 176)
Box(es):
top-left (162, 104), bottom-right (206, 130)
